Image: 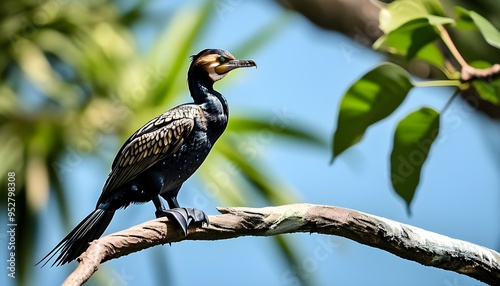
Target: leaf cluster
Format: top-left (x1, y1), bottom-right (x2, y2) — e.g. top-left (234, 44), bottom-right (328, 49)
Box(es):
top-left (332, 0), bottom-right (500, 211)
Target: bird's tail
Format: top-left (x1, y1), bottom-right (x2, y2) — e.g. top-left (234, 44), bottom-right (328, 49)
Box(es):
top-left (36, 208), bottom-right (115, 267)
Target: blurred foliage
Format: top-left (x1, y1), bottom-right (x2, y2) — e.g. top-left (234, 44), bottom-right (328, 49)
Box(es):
top-left (332, 0), bottom-right (499, 211)
top-left (0, 0), bottom-right (325, 285)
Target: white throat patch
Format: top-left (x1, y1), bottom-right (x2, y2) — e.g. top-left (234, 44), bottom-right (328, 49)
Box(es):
top-left (207, 62), bottom-right (227, 82)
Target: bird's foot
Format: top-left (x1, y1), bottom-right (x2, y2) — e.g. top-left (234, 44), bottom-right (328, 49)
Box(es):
top-left (155, 208), bottom-right (209, 236)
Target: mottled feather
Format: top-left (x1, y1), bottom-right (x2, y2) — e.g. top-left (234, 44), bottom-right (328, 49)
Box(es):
top-left (98, 105), bottom-right (204, 201)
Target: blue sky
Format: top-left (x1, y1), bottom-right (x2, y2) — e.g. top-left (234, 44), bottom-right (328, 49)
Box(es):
top-left (3, 1), bottom-right (499, 286)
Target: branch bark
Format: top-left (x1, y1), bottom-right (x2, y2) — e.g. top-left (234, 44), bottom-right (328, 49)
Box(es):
top-left (62, 204), bottom-right (500, 286)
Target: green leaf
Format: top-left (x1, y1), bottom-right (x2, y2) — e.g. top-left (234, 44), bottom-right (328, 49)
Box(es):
top-left (472, 80), bottom-right (500, 105)
top-left (332, 63), bottom-right (414, 161)
top-left (373, 18), bottom-right (444, 67)
top-left (390, 107), bottom-right (440, 212)
top-left (469, 60), bottom-right (500, 105)
top-left (469, 11), bottom-right (500, 49)
top-left (454, 6), bottom-right (477, 30)
top-left (379, 0), bottom-right (454, 34)
top-left (472, 79), bottom-right (500, 105)
top-left (453, 8), bottom-right (500, 49)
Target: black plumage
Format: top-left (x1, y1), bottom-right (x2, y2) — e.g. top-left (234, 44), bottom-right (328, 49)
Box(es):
top-left (37, 49), bottom-right (256, 267)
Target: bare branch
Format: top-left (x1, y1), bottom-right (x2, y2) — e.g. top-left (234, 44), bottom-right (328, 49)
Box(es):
top-left (62, 204), bottom-right (500, 286)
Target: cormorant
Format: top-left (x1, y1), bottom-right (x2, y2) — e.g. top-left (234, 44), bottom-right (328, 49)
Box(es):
top-left (37, 49), bottom-right (256, 267)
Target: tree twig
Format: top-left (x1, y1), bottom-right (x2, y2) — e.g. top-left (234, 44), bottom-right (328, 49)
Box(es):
top-left (62, 204), bottom-right (500, 286)
top-left (439, 25), bottom-right (469, 69)
top-left (461, 64), bottom-right (500, 82)
top-left (438, 25), bottom-right (500, 82)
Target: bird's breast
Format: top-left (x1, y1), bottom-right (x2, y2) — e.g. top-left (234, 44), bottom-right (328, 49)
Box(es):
top-left (155, 129), bottom-right (213, 189)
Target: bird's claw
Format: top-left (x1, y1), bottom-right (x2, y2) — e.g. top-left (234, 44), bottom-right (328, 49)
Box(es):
top-left (155, 208), bottom-right (209, 236)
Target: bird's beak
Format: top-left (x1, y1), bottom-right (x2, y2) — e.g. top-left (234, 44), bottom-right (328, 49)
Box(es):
top-left (215, 59), bottom-right (257, 75)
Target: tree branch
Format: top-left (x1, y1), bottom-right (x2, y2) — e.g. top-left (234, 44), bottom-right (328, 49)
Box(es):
top-left (461, 64), bottom-right (500, 82)
top-left (276, 0), bottom-right (382, 44)
top-left (62, 204), bottom-right (500, 286)
top-left (438, 25), bottom-right (500, 82)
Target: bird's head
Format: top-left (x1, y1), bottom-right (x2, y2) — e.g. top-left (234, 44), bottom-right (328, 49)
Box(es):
top-left (189, 49), bottom-right (256, 83)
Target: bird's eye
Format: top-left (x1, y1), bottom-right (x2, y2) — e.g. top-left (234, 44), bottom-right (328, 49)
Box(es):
top-left (219, 56), bottom-right (226, 63)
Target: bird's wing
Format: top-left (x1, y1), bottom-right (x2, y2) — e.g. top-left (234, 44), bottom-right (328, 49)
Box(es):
top-left (98, 105), bottom-right (203, 201)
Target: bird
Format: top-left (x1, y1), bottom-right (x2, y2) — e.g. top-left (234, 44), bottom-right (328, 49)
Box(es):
top-left (37, 49), bottom-right (256, 267)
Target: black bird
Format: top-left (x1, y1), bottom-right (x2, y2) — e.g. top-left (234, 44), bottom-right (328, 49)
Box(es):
top-left (37, 49), bottom-right (256, 267)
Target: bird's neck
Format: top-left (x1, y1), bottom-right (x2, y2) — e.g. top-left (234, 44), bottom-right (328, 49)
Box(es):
top-left (188, 76), bottom-right (229, 117)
